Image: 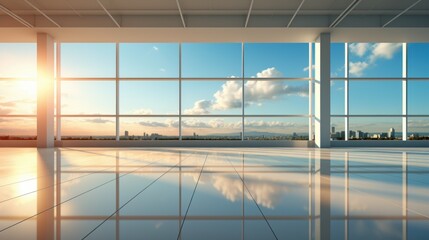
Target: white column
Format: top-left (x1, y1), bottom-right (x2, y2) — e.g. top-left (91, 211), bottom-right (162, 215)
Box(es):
top-left (116, 43), bottom-right (120, 141)
top-left (402, 43), bottom-right (408, 141)
top-left (309, 43), bottom-right (314, 140)
top-left (314, 33), bottom-right (331, 148)
top-left (37, 33), bottom-right (55, 148)
top-left (345, 43), bottom-right (350, 141)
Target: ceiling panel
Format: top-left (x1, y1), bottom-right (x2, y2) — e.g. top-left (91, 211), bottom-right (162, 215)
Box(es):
top-left (0, 0), bottom-right (428, 28)
top-left (179, 0), bottom-right (249, 11)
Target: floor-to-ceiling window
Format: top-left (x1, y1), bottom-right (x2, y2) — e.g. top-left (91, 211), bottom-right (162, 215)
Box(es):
top-left (0, 43), bottom-right (37, 140)
top-left (330, 42), bottom-right (429, 141)
top-left (56, 42), bottom-right (313, 141)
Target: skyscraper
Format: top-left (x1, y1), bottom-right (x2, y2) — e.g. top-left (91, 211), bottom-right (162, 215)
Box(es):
top-left (388, 128), bottom-right (396, 139)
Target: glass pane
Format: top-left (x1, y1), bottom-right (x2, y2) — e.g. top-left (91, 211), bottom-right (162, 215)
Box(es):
top-left (349, 80), bottom-right (402, 115)
top-left (182, 80), bottom-right (241, 115)
top-left (348, 43), bottom-right (402, 78)
top-left (408, 117), bottom-right (429, 140)
top-left (119, 117), bottom-right (179, 140)
top-left (61, 43), bottom-right (116, 78)
top-left (0, 80), bottom-right (36, 115)
top-left (331, 117), bottom-right (345, 140)
top-left (181, 118), bottom-right (241, 140)
top-left (244, 117), bottom-right (309, 140)
top-left (408, 80), bottom-right (429, 115)
top-left (244, 80), bottom-right (309, 115)
top-left (182, 43), bottom-right (241, 78)
top-left (61, 81), bottom-right (116, 114)
top-left (0, 43), bottom-right (36, 78)
top-left (61, 117), bottom-right (116, 140)
top-left (331, 43), bottom-right (345, 78)
top-left (349, 117), bottom-right (402, 140)
top-left (331, 80), bottom-right (345, 115)
top-left (0, 117), bottom-right (36, 140)
top-left (408, 43), bottom-right (429, 78)
top-left (120, 81), bottom-right (179, 115)
top-left (119, 43), bottom-right (179, 78)
top-left (245, 43), bottom-right (309, 78)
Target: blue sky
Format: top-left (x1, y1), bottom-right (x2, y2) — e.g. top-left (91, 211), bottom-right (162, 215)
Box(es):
top-left (0, 42), bottom-right (428, 136)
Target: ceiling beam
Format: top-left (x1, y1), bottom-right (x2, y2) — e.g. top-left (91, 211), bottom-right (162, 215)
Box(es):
top-left (245, 0), bottom-right (254, 28)
top-left (329, 0), bottom-right (362, 28)
top-left (24, 0), bottom-right (61, 27)
top-left (0, 3), bottom-right (33, 28)
top-left (383, 0), bottom-right (422, 27)
top-left (96, 0), bottom-right (120, 28)
top-left (176, 0), bottom-right (186, 28)
top-left (287, 0), bottom-right (306, 28)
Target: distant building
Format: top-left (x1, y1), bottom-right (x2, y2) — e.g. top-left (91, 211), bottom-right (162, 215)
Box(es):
top-left (388, 128), bottom-right (396, 139)
top-left (125, 131), bottom-right (129, 137)
top-left (356, 130), bottom-right (363, 139)
top-left (331, 127), bottom-right (335, 134)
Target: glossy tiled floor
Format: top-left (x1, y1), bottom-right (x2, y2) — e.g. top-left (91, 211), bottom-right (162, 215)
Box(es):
top-left (0, 148), bottom-right (428, 240)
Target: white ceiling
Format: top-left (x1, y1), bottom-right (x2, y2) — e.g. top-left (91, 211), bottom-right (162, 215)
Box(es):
top-left (0, 0), bottom-right (428, 28)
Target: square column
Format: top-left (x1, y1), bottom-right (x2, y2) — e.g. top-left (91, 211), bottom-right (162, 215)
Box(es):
top-left (314, 33), bottom-right (331, 148)
top-left (37, 33), bottom-right (55, 148)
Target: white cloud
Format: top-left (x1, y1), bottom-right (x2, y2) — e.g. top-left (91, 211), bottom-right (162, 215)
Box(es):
top-left (349, 43), bottom-right (370, 57)
top-left (184, 100), bottom-right (212, 115)
top-left (369, 43), bottom-right (402, 63)
top-left (159, 68), bottom-right (166, 72)
top-left (255, 67), bottom-right (283, 78)
top-left (132, 108), bottom-right (153, 115)
top-left (184, 67), bottom-right (308, 114)
top-left (349, 43), bottom-right (402, 77)
top-left (152, 46), bottom-right (159, 51)
top-left (212, 81), bottom-right (242, 110)
top-left (349, 61), bottom-right (369, 77)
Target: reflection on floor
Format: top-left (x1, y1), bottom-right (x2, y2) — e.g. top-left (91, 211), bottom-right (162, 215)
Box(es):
top-left (0, 148), bottom-right (428, 240)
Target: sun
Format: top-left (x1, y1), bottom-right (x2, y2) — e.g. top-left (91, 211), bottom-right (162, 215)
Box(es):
top-left (15, 80), bottom-right (37, 98)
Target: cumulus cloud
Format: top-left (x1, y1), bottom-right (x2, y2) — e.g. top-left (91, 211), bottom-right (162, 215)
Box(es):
top-left (85, 118), bottom-right (114, 124)
top-left (349, 43), bottom-right (402, 76)
top-left (212, 81), bottom-right (242, 110)
top-left (184, 67), bottom-right (309, 114)
top-left (349, 43), bottom-right (370, 57)
top-left (349, 61), bottom-right (369, 77)
top-left (255, 67), bottom-right (283, 78)
top-left (184, 99), bottom-right (212, 115)
top-left (132, 108), bottom-right (153, 115)
top-left (153, 46), bottom-right (159, 51)
top-left (369, 43), bottom-right (402, 62)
